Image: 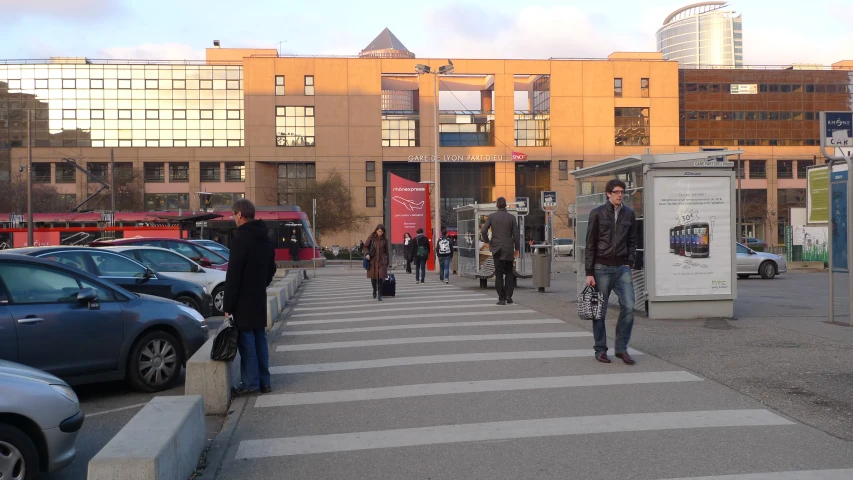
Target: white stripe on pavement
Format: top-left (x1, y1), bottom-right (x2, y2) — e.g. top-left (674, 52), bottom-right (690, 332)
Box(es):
top-left (299, 287), bottom-right (457, 297)
top-left (296, 294), bottom-right (488, 307)
top-left (254, 371), bottom-right (702, 407)
top-left (291, 304), bottom-right (517, 318)
top-left (235, 409), bottom-right (793, 458)
top-left (288, 310), bottom-right (537, 326)
top-left (297, 289), bottom-right (460, 300)
top-left (269, 349), bottom-right (643, 374)
top-left (283, 319), bottom-right (565, 335)
top-left (659, 470), bottom-right (853, 480)
top-left (277, 332), bottom-right (592, 351)
top-left (294, 297), bottom-right (494, 312)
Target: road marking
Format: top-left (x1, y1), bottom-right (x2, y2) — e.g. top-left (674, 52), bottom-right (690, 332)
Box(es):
top-left (659, 470), bottom-right (853, 480)
top-left (235, 409), bottom-right (793, 458)
top-left (288, 310), bottom-right (537, 325)
top-left (291, 303), bottom-right (506, 318)
top-left (269, 349), bottom-right (643, 374)
top-left (87, 402), bottom-right (148, 417)
top-left (294, 297), bottom-right (494, 312)
top-left (296, 294), bottom-right (488, 307)
top-left (283, 319), bottom-right (565, 335)
top-left (278, 332), bottom-right (591, 351)
top-left (254, 371), bottom-right (702, 407)
top-left (299, 287), bottom-right (457, 298)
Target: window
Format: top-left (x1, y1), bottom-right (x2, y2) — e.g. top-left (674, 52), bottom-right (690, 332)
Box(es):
top-left (277, 163), bottom-right (316, 204)
top-left (32, 163), bottom-right (51, 183)
top-left (382, 116), bottom-right (419, 147)
top-left (749, 160), bottom-right (767, 179)
top-left (641, 78), bottom-right (649, 98)
top-left (275, 106), bottom-right (315, 146)
top-left (166, 241), bottom-right (208, 262)
top-left (777, 160), bottom-right (794, 179)
top-left (797, 160), bottom-right (815, 179)
top-left (366, 186), bottom-right (376, 207)
top-left (173, 110), bottom-right (186, 120)
top-left (574, 160), bottom-right (584, 170)
top-left (136, 250), bottom-right (194, 273)
top-left (62, 79), bottom-right (76, 89)
top-left (225, 162), bottom-right (245, 182)
top-left (200, 80), bottom-right (213, 90)
top-left (614, 108), bottom-right (650, 146)
top-left (559, 160), bottom-right (568, 180)
top-left (227, 80), bottom-right (240, 90)
top-left (88, 163), bottom-right (108, 180)
top-left (304, 75), bottom-right (314, 96)
top-left (144, 193), bottom-right (189, 210)
top-left (514, 113), bottom-right (550, 147)
top-left (614, 78), bottom-right (622, 97)
top-left (118, 79), bottom-right (131, 89)
top-left (144, 163), bottom-right (165, 182)
top-left (145, 79), bottom-right (159, 89)
top-left (91, 109), bottom-right (104, 119)
top-left (275, 75), bottom-right (285, 96)
top-left (366, 161), bottom-right (376, 182)
top-left (55, 163), bottom-right (75, 183)
top-left (63, 109), bottom-right (76, 119)
top-left (90, 252), bottom-right (146, 277)
top-left (169, 163), bottom-right (189, 182)
top-left (145, 110), bottom-right (159, 120)
top-left (200, 110), bottom-right (213, 120)
top-left (200, 162), bottom-right (220, 182)
top-left (90, 79), bottom-right (104, 89)
top-left (173, 79), bottom-right (186, 90)
top-left (227, 110), bottom-right (240, 119)
top-left (0, 263), bottom-right (84, 304)
top-left (118, 110), bottom-right (132, 119)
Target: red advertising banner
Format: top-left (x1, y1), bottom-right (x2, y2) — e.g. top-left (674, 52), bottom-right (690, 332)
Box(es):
top-left (388, 173), bottom-right (434, 270)
top-left (13, 231), bottom-right (60, 247)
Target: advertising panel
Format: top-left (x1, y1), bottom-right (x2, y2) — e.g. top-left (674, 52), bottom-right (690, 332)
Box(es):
top-left (807, 166), bottom-right (829, 224)
top-left (831, 169), bottom-right (848, 271)
top-left (791, 225), bottom-right (829, 263)
top-left (388, 173), bottom-right (433, 269)
top-left (653, 176), bottom-right (733, 297)
top-left (12, 231), bottom-right (60, 247)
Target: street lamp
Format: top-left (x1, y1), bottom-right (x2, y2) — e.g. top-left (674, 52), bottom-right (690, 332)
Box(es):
top-left (415, 61), bottom-right (454, 251)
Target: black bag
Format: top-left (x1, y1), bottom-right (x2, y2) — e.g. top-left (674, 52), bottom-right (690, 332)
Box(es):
top-left (381, 274), bottom-right (396, 297)
top-left (210, 318), bottom-right (238, 361)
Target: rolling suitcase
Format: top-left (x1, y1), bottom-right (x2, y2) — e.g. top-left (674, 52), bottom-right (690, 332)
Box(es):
top-left (381, 274), bottom-right (396, 297)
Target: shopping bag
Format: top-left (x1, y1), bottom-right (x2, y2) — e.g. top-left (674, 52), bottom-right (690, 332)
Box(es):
top-left (363, 257), bottom-right (370, 270)
top-left (210, 318), bottom-right (238, 361)
top-left (577, 285), bottom-right (604, 321)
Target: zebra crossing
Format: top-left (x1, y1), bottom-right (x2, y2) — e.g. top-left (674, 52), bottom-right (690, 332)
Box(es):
top-left (218, 274), bottom-right (853, 479)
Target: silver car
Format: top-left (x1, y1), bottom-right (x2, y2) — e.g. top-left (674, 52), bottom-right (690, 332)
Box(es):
top-left (554, 238), bottom-right (574, 256)
top-left (736, 243), bottom-right (787, 279)
top-left (0, 360), bottom-right (83, 478)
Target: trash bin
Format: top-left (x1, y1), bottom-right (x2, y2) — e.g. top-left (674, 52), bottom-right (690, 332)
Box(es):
top-left (532, 245), bottom-right (552, 292)
top-left (451, 249), bottom-right (459, 274)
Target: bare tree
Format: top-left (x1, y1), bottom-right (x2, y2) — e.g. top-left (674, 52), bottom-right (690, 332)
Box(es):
top-left (0, 176), bottom-right (66, 213)
top-left (84, 168), bottom-right (146, 211)
top-left (276, 169), bottom-right (368, 241)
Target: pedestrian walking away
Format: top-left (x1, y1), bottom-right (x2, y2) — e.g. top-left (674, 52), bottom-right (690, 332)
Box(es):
top-left (413, 227), bottom-right (430, 283)
top-left (224, 198), bottom-right (277, 396)
top-left (403, 232), bottom-right (414, 274)
top-left (363, 224), bottom-right (389, 300)
top-left (480, 197), bottom-right (519, 305)
top-left (584, 178), bottom-right (638, 365)
top-left (436, 227), bottom-right (453, 283)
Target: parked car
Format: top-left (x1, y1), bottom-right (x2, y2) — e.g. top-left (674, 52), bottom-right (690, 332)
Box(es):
top-left (743, 237), bottom-right (768, 249)
top-left (736, 243), bottom-right (787, 279)
top-left (189, 239), bottom-right (230, 260)
top-left (0, 254), bottom-right (208, 392)
top-left (103, 246), bottom-right (227, 316)
top-left (10, 246), bottom-right (212, 317)
top-left (90, 238), bottom-right (229, 271)
top-left (553, 238), bottom-right (575, 256)
top-left (0, 360), bottom-right (83, 478)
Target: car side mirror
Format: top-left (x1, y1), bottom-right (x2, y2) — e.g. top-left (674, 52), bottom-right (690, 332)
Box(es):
top-left (198, 257), bottom-right (212, 267)
top-left (749, 250), bottom-right (757, 255)
top-left (77, 288), bottom-right (98, 304)
top-left (191, 263), bottom-right (200, 273)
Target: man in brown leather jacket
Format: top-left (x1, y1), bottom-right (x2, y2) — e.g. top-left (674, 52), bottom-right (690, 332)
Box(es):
top-left (584, 179), bottom-right (638, 365)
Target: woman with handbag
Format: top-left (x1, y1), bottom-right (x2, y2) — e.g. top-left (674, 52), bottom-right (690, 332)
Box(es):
top-left (363, 224), bottom-right (389, 301)
top-left (403, 232), bottom-right (414, 274)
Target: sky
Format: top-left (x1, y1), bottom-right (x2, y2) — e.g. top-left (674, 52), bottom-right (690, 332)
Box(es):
top-left (1, 0), bottom-right (850, 66)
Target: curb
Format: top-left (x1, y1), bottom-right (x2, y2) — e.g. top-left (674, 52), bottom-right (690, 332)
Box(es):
top-left (193, 396), bottom-right (247, 480)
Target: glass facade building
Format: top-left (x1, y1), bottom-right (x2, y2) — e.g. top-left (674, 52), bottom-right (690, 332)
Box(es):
top-left (656, 2), bottom-right (743, 68)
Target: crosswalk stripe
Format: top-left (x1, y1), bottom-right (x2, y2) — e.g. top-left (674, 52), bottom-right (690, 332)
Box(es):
top-left (296, 294), bottom-right (488, 307)
top-left (234, 409), bottom-right (793, 458)
top-left (291, 303), bottom-right (508, 318)
top-left (277, 332), bottom-right (592, 351)
top-left (254, 371), bottom-right (703, 407)
top-left (269, 349), bottom-right (643, 374)
top-left (295, 297), bottom-right (494, 312)
top-left (288, 310), bottom-right (537, 326)
top-left (299, 287), bottom-right (457, 297)
top-left (283, 319), bottom-right (565, 335)
top-left (658, 470), bottom-right (853, 480)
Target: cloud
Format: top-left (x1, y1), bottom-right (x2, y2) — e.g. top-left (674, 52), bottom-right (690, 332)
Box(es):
top-left (97, 43), bottom-right (205, 61)
top-left (0, 0), bottom-right (123, 21)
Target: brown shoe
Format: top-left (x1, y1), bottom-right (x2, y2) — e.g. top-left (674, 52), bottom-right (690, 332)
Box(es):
top-left (615, 352), bottom-right (636, 365)
top-left (595, 352), bottom-right (611, 363)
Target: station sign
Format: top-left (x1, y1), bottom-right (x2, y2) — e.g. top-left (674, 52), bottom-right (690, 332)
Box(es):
top-left (515, 197), bottom-right (529, 216)
top-left (541, 191), bottom-right (558, 210)
top-left (821, 111), bottom-right (853, 148)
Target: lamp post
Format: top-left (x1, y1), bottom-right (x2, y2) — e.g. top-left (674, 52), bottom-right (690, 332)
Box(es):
top-left (26, 109), bottom-right (33, 246)
top-left (415, 61), bottom-right (454, 246)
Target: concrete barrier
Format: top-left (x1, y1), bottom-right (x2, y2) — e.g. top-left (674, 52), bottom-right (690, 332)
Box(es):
top-left (185, 337), bottom-right (241, 415)
top-left (266, 295), bottom-right (279, 331)
top-left (788, 261), bottom-right (826, 271)
top-left (267, 285), bottom-right (286, 310)
top-left (274, 268), bottom-right (287, 279)
top-left (88, 396), bottom-right (206, 480)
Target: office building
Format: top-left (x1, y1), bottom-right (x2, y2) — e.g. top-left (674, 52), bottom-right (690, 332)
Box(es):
top-left (657, 2), bottom-right (743, 68)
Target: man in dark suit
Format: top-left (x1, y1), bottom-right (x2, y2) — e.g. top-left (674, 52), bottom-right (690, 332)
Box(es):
top-left (480, 197), bottom-right (519, 305)
top-left (224, 199), bottom-right (277, 396)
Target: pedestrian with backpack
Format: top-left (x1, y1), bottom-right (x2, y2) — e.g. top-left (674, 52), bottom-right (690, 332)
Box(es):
top-left (436, 227), bottom-right (453, 283)
top-left (413, 228), bottom-right (430, 284)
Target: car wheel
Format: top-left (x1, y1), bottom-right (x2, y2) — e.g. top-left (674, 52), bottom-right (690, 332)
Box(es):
top-left (0, 424), bottom-right (39, 480)
top-left (127, 331), bottom-right (184, 393)
top-left (212, 285), bottom-right (225, 316)
top-left (737, 274), bottom-right (750, 279)
top-left (175, 295), bottom-right (201, 313)
top-left (759, 261), bottom-right (776, 279)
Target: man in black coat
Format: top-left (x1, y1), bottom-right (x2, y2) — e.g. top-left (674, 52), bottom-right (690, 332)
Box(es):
top-left (224, 199), bottom-right (277, 396)
top-left (480, 197), bottom-right (519, 305)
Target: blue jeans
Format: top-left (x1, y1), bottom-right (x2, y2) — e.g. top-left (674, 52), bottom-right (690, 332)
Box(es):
top-left (438, 257), bottom-right (451, 280)
top-left (592, 264), bottom-right (635, 354)
top-left (237, 328), bottom-right (270, 391)
top-left (415, 257), bottom-right (427, 282)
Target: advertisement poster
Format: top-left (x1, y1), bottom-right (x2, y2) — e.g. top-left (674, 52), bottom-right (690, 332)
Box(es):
top-left (792, 226), bottom-right (829, 264)
top-left (388, 173), bottom-right (433, 270)
top-left (653, 176), bottom-right (732, 297)
top-left (807, 166), bottom-right (829, 224)
top-left (831, 169), bottom-right (848, 271)
top-left (12, 231), bottom-right (60, 247)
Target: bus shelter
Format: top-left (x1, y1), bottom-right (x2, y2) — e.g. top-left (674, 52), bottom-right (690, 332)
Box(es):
top-left (572, 151), bottom-right (741, 320)
top-left (456, 203), bottom-right (530, 282)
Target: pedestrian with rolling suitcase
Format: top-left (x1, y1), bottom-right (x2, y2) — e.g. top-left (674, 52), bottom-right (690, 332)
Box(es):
top-left (363, 224), bottom-right (389, 301)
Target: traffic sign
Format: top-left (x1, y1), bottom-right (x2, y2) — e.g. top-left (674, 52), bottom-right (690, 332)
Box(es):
top-left (821, 111), bottom-right (853, 149)
top-left (515, 197), bottom-right (529, 216)
top-left (541, 191), bottom-right (558, 210)
top-left (568, 203), bottom-right (576, 219)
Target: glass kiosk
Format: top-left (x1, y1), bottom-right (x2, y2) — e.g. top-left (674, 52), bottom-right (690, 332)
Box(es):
top-left (455, 203), bottom-right (524, 282)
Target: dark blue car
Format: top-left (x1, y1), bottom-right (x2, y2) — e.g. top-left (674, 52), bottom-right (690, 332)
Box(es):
top-left (0, 254), bottom-right (208, 393)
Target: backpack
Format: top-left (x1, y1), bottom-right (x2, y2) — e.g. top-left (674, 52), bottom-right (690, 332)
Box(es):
top-left (416, 237), bottom-right (429, 258)
top-left (438, 238), bottom-right (451, 255)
